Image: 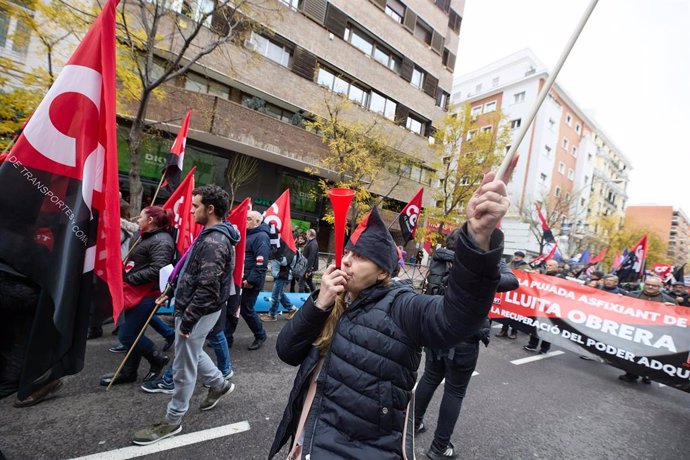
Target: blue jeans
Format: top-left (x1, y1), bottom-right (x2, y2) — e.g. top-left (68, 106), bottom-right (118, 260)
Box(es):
top-left (268, 278), bottom-right (294, 317)
top-left (118, 297), bottom-right (156, 356)
top-left (150, 316), bottom-right (175, 341)
top-left (161, 326), bottom-right (231, 383)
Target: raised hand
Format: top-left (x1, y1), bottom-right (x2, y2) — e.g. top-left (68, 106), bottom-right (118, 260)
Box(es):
top-left (465, 171), bottom-right (510, 250)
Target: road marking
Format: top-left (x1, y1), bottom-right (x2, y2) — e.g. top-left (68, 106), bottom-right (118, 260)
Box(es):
top-left (510, 350), bottom-right (565, 365)
top-left (70, 421), bottom-right (250, 460)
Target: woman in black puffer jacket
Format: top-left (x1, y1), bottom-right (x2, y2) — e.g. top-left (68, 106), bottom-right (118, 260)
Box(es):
top-left (100, 206), bottom-right (175, 386)
top-left (269, 172), bottom-right (510, 460)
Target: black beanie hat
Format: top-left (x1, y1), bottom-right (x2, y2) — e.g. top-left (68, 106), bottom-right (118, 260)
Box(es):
top-left (345, 207), bottom-right (398, 274)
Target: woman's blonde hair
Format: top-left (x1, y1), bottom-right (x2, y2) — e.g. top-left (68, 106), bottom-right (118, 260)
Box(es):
top-left (314, 274), bottom-right (392, 354)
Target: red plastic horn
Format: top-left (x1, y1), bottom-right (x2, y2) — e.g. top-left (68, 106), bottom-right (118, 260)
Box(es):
top-left (328, 188), bottom-right (356, 268)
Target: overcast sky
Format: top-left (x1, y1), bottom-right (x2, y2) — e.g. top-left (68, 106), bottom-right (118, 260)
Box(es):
top-left (455, 0), bottom-right (690, 213)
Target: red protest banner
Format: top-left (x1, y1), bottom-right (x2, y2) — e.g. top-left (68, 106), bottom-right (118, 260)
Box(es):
top-left (491, 271), bottom-right (690, 392)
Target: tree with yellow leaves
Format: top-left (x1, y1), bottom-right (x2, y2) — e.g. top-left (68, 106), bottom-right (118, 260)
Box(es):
top-left (423, 102), bottom-right (511, 244)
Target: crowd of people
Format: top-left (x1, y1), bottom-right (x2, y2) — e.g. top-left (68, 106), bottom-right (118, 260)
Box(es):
top-left (2, 173), bottom-right (689, 459)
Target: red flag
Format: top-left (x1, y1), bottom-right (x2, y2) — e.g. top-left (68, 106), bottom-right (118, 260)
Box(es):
top-left (589, 248), bottom-right (608, 265)
top-left (162, 166), bottom-right (202, 256)
top-left (163, 109), bottom-right (192, 190)
top-left (653, 263), bottom-right (674, 281)
top-left (398, 187), bottom-right (423, 245)
top-left (530, 241), bottom-right (559, 268)
top-left (614, 235), bottom-right (648, 283)
top-left (263, 189), bottom-right (297, 256)
top-left (535, 204), bottom-right (555, 244)
top-left (228, 198), bottom-right (251, 288)
top-left (0, 0), bottom-right (120, 399)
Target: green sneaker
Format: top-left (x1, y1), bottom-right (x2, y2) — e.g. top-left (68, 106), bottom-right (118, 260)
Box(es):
top-left (132, 421), bottom-right (182, 446)
top-left (200, 381), bottom-right (235, 411)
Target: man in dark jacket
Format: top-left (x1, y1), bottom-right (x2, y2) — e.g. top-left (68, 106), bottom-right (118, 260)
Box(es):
top-left (668, 281), bottom-right (690, 307)
top-left (510, 250), bottom-right (529, 270)
top-left (599, 274), bottom-right (627, 295)
top-left (299, 228), bottom-right (319, 292)
top-left (619, 275), bottom-right (678, 384)
top-left (414, 228), bottom-right (519, 460)
top-left (230, 210), bottom-right (271, 350)
top-left (133, 185), bottom-right (238, 446)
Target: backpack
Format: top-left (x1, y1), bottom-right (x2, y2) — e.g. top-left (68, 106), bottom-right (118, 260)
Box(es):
top-left (291, 249), bottom-right (309, 279)
top-left (424, 259), bottom-right (451, 296)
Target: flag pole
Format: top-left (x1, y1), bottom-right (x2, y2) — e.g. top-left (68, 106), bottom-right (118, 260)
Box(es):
top-left (106, 284), bottom-right (172, 391)
top-left (496, 0), bottom-right (598, 181)
top-left (150, 173), bottom-right (166, 205)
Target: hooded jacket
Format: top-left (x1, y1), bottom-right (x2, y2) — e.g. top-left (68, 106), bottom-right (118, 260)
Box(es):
top-left (268, 225), bottom-right (503, 459)
top-left (173, 222), bottom-right (240, 335)
top-left (244, 222), bottom-right (271, 289)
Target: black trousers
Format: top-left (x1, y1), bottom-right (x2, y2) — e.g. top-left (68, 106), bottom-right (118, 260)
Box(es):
top-left (528, 334), bottom-right (551, 352)
top-left (414, 342), bottom-right (480, 452)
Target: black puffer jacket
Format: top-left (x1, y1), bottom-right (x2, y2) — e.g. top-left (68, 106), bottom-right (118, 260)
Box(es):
top-left (123, 228), bottom-right (175, 287)
top-left (173, 223), bottom-right (240, 335)
top-left (269, 225), bottom-right (503, 459)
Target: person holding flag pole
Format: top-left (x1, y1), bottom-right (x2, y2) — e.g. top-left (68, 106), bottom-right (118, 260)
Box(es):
top-left (152, 109), bottom-right (192, 205)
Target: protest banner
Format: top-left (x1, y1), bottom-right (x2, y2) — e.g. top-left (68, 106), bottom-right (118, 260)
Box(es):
top-left (491, 271), bottom-right (690, 392)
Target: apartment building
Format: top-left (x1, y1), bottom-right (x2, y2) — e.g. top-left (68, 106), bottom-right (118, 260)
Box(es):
top-left (2, 0), bottom-right (464, 244)
top-left (624, 206), bottom-right (690, 267)
top-left (452, 49), bottom-right (631, 257)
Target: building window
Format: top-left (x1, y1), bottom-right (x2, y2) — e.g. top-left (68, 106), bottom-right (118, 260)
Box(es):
top-left (414, 19), bottom-right (433, 45)
top-left (565, 192), bottom-right (571, 201)
top-left (481, 125), bottom-right (492, 133)
top-left (510, 119), bottom-right (521, 130)
top-left (369, 91), bottom-right (396, 120)
top-left (562, 137), bottom-right (569, 150)
top-left (246, 32), bottom-right (292, 68)
top-left (540, 173), bottom-right (547, 183)
top-left (544, 145), bottom-right (552, 157)
top-left (555, 186), bottom-right (561, 198)
top-left (373, 45), bottom-right (401, 73)
top-left (344, 25), bottom-right (374, 56)
top-left (572, 146), bottom-right (577, 157)
top-left (0, 7), bottom-right (30, 56)
top-left (317, 66), bottom-right (368, 107)
top-left (548, 118), bottom-right (556, 130)
top-left (411, 67), bottom-right (424, 89)
top-left (467, 130), bottom-right (476, 141)
top-left (568, 169), bottom-right (574, 180)
top-left (385, 0), bottom-right (405, 23)
top-left (580, 197), bottom-right (586, 207)
top-left (436, 91), bottom-right (449, 110)
top-left (514, 91), bottom-right (525, 104)
top-left (348, 82), bottom-right (368, 106)
top-left (575, 123), bottom-right (581, 134)
top-left (470, 106), bottom-right (482, 117)
top-left (279, 0), bottom-right (301, 9)
top-left (558, 162), bottom-right (565, 174)
top-left (406, 115), bottom-right (424, 135)
top-left (483, 101), bottom-right (497, 113)
top-left (566, 113), bottom-right (572, 126)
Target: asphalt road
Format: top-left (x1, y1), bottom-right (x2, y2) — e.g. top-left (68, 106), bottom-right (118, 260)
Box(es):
top-left (1, 320), bottom-right (688, 460)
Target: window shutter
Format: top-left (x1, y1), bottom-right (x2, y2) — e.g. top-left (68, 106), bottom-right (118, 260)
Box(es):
top-left (292, 47), bottom-right (317, 81)
top-left (430, 30), bottom-right (444, 54)
top-left (448, 9), bottom-right (462, 34)
top-left (369, 0), bottom-right (386, 10)
top-left (324, 4), bottom-right (348, 38)
top-left (211, 6), bottom-right (233, 36)
top-left (424, 122), bottom-right (433, 138)
top-left (395, 103), bottom-right (410, 125)
top-left (400, 57), bottom-right (414, 82)
top-left (403, 8), bottom-right (416, 32)
top-left (446, 51), bottom-right (456, 70)
top-left (423, 74), bottom-right (438, 98)
top-left (302, 0), bottom-right (328, 24)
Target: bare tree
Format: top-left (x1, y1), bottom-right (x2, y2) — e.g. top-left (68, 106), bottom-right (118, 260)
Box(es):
top-left (225, 153), bottom-right (258, 205)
